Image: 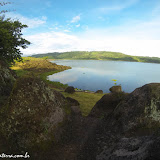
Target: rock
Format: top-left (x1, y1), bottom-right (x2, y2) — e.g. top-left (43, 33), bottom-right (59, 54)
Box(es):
top-left (0, 77), bottom-right (70, 155)
top-left (113, 83), bottom-right (160, 131)
top-left (95, 90), bottom-right (103, 94)
top-left (65, 86), bottom-right (75, 94)
top-left (66, 97), bottom-right (80, 106)
top-left (78, 83), bottom-right (160, 160)
top-left (0, 60), bottom-right (16, 106)
top-left (109, 85), bottom-right (122, 93)
top-left (89, 92), bottom-right (127, 118)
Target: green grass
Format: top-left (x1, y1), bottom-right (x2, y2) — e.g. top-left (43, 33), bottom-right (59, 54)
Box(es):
top-left (14, 69), bottom-right (29, 77)
top-left (61, 91), bottom-right (104, 116)
top-left (10, 57), bottom-right (70, 89)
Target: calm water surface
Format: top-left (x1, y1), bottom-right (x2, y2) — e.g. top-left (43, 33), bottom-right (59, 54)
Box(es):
top-left (48, 60), bottom-right (160, 93)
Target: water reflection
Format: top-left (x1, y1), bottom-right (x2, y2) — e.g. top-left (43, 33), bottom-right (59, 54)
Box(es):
top-left (48, 60), bottom-right (160, 93)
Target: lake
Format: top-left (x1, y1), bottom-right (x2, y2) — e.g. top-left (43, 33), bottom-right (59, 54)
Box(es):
top-left (48, 60), bottom-right (160, 93)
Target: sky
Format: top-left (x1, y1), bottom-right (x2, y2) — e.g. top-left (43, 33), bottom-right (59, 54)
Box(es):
top-left (2, 0), bottom-right (160, 57)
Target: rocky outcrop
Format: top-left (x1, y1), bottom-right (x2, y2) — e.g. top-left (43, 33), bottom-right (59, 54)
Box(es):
top-left (113, 83), bottom-right (160, 133)
top-left (78, 83), bottom-right (160, 160)
top-left (89, 92), bottom-right (127, 118)
top-left (0, 77), bottom-right (73, 158)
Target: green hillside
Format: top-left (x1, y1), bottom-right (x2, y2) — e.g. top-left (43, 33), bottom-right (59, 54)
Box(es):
top-left (31, 51), bottom-right (160, 63)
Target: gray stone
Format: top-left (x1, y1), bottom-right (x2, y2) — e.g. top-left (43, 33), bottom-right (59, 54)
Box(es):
top-left (109, 85), bottom-right (122, 93)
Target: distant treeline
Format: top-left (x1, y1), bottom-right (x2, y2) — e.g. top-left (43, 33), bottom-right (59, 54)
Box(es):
top-left (31, 51), bottom-right (160, 63)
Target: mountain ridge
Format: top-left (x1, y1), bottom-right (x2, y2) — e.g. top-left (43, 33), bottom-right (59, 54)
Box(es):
top-left (31, 51), bottom-right (160, 64)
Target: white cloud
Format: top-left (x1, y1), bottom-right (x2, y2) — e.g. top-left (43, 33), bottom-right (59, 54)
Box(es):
top-left (22, 8), bottom-right (160, 58)
top-left (23, 31), bottom-right (79, 55)
top-left (5, 13), bottom-right (46, 28)
top-left (71, 15), bottom-right (80, 23)
top-left (54, 27), bottom-right (59, 30)
top-left (22, 29), bottom-right (160, 58)
top-left (76, 24), bottom-right (80, 27)
top-left (64, 30), bottom-right (71, 32)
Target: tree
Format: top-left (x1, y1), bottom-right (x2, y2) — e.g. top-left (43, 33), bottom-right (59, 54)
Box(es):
top-left (0, 2), bottom-right (30, 64)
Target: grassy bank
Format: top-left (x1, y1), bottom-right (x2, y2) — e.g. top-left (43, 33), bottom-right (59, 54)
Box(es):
top-left (11, 57), bottom-right (70, 89)
top-left (11, 57), bottom-right (104, 116)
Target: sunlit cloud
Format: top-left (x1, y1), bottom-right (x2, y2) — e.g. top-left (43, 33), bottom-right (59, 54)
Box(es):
top-left (22, 29), bottom-right (160, 58)
top-left (23, 31), bottom-right (79, 55)
top-left (71, 15), bottom-right (80, 23)
top-left (64, 29), bottom-right (71, 32)
top-left (6, 13), bottom-right (46, 28)
top-left (76, 24), bottom-right (80, 27)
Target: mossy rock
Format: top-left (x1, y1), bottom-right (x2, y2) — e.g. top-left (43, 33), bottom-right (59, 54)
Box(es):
top-left (0, 77), bottom-right (70, 154)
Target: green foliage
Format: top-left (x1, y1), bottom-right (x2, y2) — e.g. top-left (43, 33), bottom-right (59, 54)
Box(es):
top-left (0, 16), bottom-right (30, 64)
top-left (32, 51), bottom-right (160, 64)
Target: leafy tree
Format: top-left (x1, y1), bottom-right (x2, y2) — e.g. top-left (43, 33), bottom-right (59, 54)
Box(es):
top-left (0, 2), bottom-right (30, 64)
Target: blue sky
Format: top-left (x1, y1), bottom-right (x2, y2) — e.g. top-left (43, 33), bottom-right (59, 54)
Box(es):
top-left (2, 0), bottom-right (160, 57)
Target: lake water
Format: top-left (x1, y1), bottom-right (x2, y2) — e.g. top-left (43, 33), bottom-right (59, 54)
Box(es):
top-left (48, 60), bottom-right (160, 93)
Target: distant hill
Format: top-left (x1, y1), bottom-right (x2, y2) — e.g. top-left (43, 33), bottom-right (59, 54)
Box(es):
top-left (31, 51), bottom-right (160, 63)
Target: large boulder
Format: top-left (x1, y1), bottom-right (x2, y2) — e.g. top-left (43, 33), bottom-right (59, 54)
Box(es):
top-left (109, 85), bottom-right (122, 93)
top-left (0, 77), bottom-right (71, 156)
top-left (65, 86), bottom-right (75, 94)
top-left (78, 83), bottom-right (160, 160)
top-left (89, 92), bottom-right (127, 118)
top-left (113, 83), bottom-right (160, 131)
